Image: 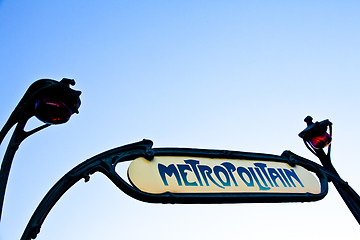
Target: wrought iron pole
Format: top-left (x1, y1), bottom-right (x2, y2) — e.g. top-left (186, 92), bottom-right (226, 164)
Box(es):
top-left (299, 116), bottom-right (360, 224)
top-left (0, 111), bottom-right (49, 220)
top-left (0, 78), bottom-right (81, 221)
top-left (315, 148), bottom-right (360, 224)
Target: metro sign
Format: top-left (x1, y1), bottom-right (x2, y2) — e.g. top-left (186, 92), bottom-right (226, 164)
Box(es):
top-left (128, 156), bottom-right (320, 195)
top-left (122, 140), bottom-right (328, 204)
top-left (22, 140), bottom-right (331, 239)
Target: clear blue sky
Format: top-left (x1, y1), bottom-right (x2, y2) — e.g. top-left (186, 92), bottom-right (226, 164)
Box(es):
top-left (0, 1), bottom-right (360, 239)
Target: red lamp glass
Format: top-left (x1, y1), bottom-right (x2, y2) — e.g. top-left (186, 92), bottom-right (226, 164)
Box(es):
top-left (299, 116), bottom-right (333, 151)
top-left (34, 97), bottom-right (73, 124)
top-left (309, 132), bottom-right (332, 149)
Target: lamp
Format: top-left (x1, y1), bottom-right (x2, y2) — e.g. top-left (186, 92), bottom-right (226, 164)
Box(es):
top-left (299, 115), bottom-right (360, 224)
top-left (33, 79), bottom-right (81, 124)
top-left (0, 78), bottom-right (81, 221)
top-left (299, 116), bottom-right (332, 152)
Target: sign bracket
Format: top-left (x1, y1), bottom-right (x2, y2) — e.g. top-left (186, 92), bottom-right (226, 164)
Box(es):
top-left (22, 139), bottom-right (331, 240)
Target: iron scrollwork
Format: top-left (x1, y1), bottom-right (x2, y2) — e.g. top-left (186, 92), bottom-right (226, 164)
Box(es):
top-left (22, 139), bottom-right (330, 239)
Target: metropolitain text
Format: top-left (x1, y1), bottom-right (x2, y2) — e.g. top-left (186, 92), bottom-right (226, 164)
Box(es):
top-left (158, 160), bottom-right (304, 191)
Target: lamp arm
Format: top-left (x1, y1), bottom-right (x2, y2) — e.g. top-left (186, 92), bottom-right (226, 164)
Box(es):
top-left (21, 140), bottom-right (150, 240)
top-left (315, 148), bottom-right (360, 224)
top-left (20, 159), bottom-right (116, 240)
top-left (0, 108), bottom-right (22, 146)
top-left (283, 150), bottom-right (360, 224)
top-left (1, 78), bottom-right (81, 224)
top-left (0, 115), bottom-right (50, 221)
top-left (0, 114), bottom-right (29, 221)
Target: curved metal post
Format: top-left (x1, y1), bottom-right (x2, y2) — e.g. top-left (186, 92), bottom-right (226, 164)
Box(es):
top-left (315, 148), bottom-right (360, 224)
top-left (0, 105), bottom-right (50, 221)
top-left (299, 116), bottom-right (360, 224)
top-left (22, 140), bottom-right (332, 240)
top-left (0, 79), bottom-right (81, 221)
top-left (21, 140), bottom-right (154, 240)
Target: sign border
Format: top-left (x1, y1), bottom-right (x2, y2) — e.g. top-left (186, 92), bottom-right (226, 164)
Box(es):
top-left (23, 139), bottom-right (329, 239)
top-left (116, 140), bottom-right (329, 204)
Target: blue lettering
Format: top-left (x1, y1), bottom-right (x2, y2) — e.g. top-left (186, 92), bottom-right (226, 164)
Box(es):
top-left (277, 168), bottom-right (291, 187)
top-left (178, 164), bottom-right (198, 186)
top-left (214, 166), bottom-right (231, 187)
top-left (184, 160), bottom-right (203, 186)
top-left (157, 160), bottom-right (305, 191)
top-left (284, 169), bottom-right (304, 187)
top-left (158, 164), bottom-right (182, 186)
top-left (237, 167), bottom-right (255, 187)
top-left (254, 163), bottom-right (274, 187)
top-left (221, 162), bottom-right (238, 186)
top-left (248, 167), bottom-right (270, 191)
top-left (198, 165), bottom-right (224, 189)
top-left (268, 168), bottom-right (287, 187)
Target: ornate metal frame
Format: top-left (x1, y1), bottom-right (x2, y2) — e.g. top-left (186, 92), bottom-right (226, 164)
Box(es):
top-left (2, 81), bottom-right (359, 239)
top-left (22, 139), bottom-right (334, 240)
top-left (0, 79), bottom-right (81, 221)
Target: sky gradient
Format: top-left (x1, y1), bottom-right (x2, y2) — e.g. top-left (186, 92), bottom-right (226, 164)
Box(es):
top-left (1, 1), bottom-right (360, 239)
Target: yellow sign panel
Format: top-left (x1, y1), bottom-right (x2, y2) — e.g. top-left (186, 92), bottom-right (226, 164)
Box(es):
top-left (128, 156), bottom-right (321, 194)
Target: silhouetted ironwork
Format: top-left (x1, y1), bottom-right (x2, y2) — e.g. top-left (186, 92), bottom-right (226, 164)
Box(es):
top-left (0, 78), bottom-right (81, 221)
top-left (299, 116), bottom-right (360, 224)
top-left (20, 139), bottom-right (334, 239)
top-left (1, 83), bottom-right (359, 240)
